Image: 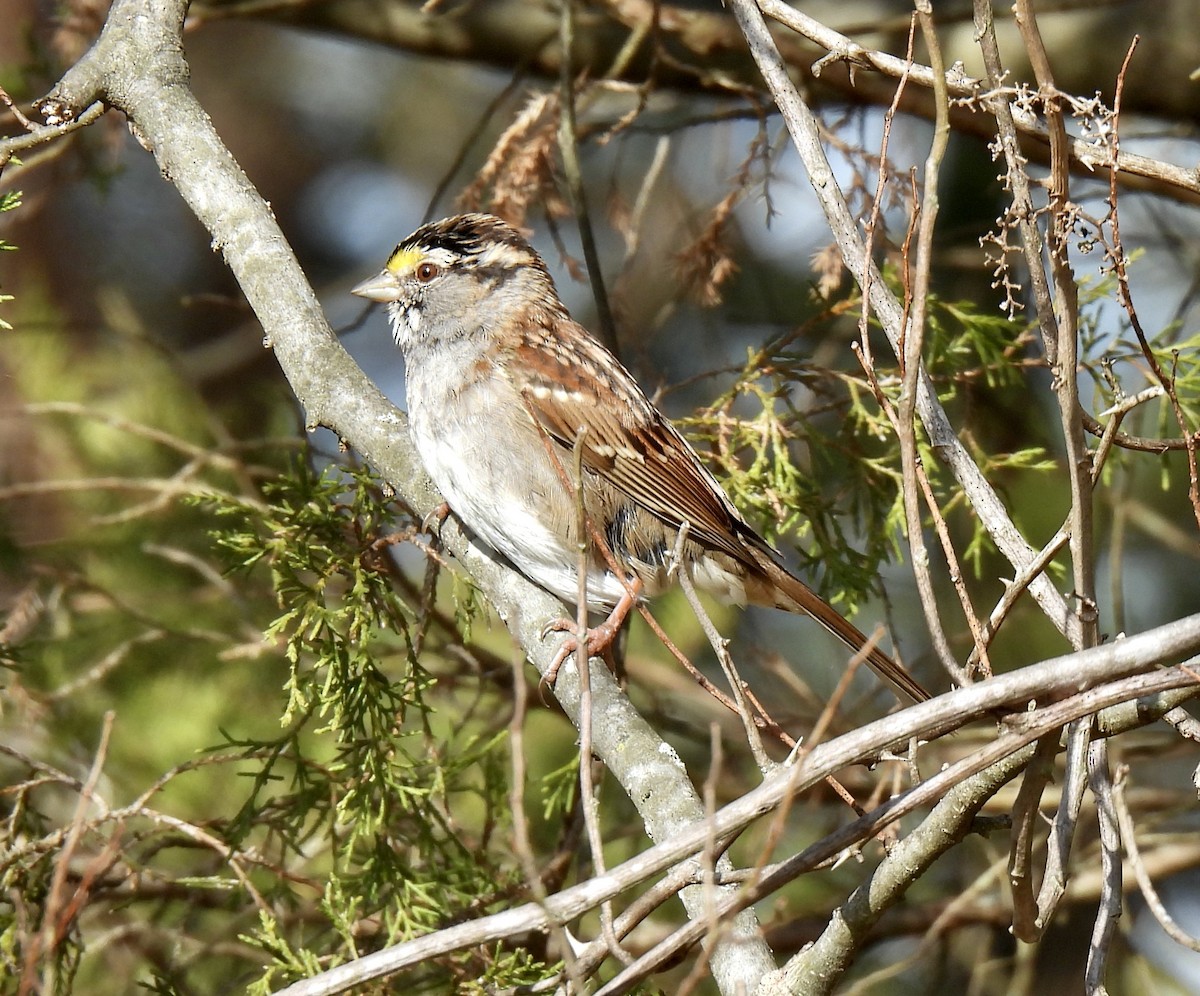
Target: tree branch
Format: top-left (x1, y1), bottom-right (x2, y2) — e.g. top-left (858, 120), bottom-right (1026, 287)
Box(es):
top-left (728, 0), bottom-right (1078, 648)
top-left (276, 623), bottom-right (1200, 995)
top-left (188, 0), bottom-right (1200, 205)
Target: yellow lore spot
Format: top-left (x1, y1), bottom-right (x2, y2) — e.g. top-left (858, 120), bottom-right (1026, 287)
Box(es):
top-left (386, 246), bottom-right (425, 275)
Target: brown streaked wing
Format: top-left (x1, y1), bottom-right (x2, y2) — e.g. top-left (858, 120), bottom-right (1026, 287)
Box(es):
top-left (508, 317), bottom-right (759, 566)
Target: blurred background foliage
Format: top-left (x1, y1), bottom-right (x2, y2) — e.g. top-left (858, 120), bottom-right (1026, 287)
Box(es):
top-left (2, 0), bottom-right (1200, 992)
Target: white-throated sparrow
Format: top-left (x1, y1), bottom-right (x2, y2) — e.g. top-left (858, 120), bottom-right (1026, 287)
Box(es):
top-left (352, 213), bottom-right (928, 704)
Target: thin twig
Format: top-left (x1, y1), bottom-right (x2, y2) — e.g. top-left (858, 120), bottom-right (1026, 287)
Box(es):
top-left (1035, 716), bottom-right (1091, 930)
top-left (729, 0), bottom-right (1076, 644)
top-left (1015, 0), bottom-right (1098, 656)
top-left (424, 64), bottom-right (530, 221)
top-left (901, 3), bottom-right (986, 682)
top-left (570, 426), bottom-right (632, 967)
top-left (967, 524), bottom-right (1069, 671)
top-left (0, 83), bottom-right (34, 129)
top-left (673, 524), bottom-right (774, 772)
top-left (47, 629), bottom-right (167, 700)
top-left (1084, 740), bottom-right (1121, 995)
top-left (0, 101), bottom-right (106, 165)
top-left (558, 0), bottom-right (618, 353)
top-left (1008, 733), bottom-right (1059, 940)
top-left (1112, 765), bottom-right (1200, 952)
top-left (852, 348), bottom-right (975, 685)
top-left (1105, 36), bottom-right (1200, 530)
top-left (23, 712), bottom-right (116, 995)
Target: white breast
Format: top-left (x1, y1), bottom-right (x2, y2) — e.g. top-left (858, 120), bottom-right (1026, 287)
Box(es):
top-left (403, 344), bottom-right (626, 610)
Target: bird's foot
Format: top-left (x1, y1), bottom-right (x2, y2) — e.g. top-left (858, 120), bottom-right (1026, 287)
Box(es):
top-left (540, 616), bottom-right (624, 687)
top-left (539, 584), bottom-right (640, 688)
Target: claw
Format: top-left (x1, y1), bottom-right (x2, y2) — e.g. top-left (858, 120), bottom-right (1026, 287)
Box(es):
top-left (540, 616), bottom-right (574, 641)
top-left (542, 634), bottom-right (578, 689)
top-left (538, 583), bottom-right (641, 687)
top-left (421, 502), bottom-right (451, 534)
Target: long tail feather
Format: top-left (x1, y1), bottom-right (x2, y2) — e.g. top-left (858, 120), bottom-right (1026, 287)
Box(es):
top-left (747, 550), bottom-right (932, 704)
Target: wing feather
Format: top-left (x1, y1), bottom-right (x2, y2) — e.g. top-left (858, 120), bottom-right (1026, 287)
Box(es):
top-left (508, 315), bottom-right (762, 565)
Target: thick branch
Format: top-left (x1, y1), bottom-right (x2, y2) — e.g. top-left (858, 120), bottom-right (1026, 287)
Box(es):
top-left (586, 665), bottom-right (1200, 995)
top-left (770, 727), bottom-right (1033, 994)
top-left (278, 624), bottom-right (1200, 994)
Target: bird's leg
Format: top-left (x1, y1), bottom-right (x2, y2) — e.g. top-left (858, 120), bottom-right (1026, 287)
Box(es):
top-left (540, 579), bottom-right (642, 687)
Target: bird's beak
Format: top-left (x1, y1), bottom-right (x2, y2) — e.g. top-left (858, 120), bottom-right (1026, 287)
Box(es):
top-left (351, 270), bottom-right (402, 303)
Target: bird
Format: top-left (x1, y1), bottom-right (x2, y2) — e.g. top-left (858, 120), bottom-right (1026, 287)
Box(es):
top-left (351, 212), bottom-right (929, 704)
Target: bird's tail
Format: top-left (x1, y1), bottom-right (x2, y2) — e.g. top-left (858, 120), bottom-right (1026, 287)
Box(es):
top-left (746, 550), bottom-right (932, 705)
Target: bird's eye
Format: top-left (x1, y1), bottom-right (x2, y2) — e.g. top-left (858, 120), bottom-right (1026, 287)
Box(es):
top-left (415, 262), bottom-right (440, 283)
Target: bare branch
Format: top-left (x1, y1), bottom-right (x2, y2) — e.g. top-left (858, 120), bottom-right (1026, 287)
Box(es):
top-left (1036, 717), bottom-right (1092, 930)
top-left (729, 0), bottom-right (1076, 645)
top-left (1113, 766), bottom-right (1200, 953)
top-left (275, 618), bottom-right (1200, 994)
top-left (1010, 0), bottom-right (1098, 655)
top-left (593, 664), bottom-right (1200, 996)
top-left (1084, 740), bottom-right (1122, 995)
